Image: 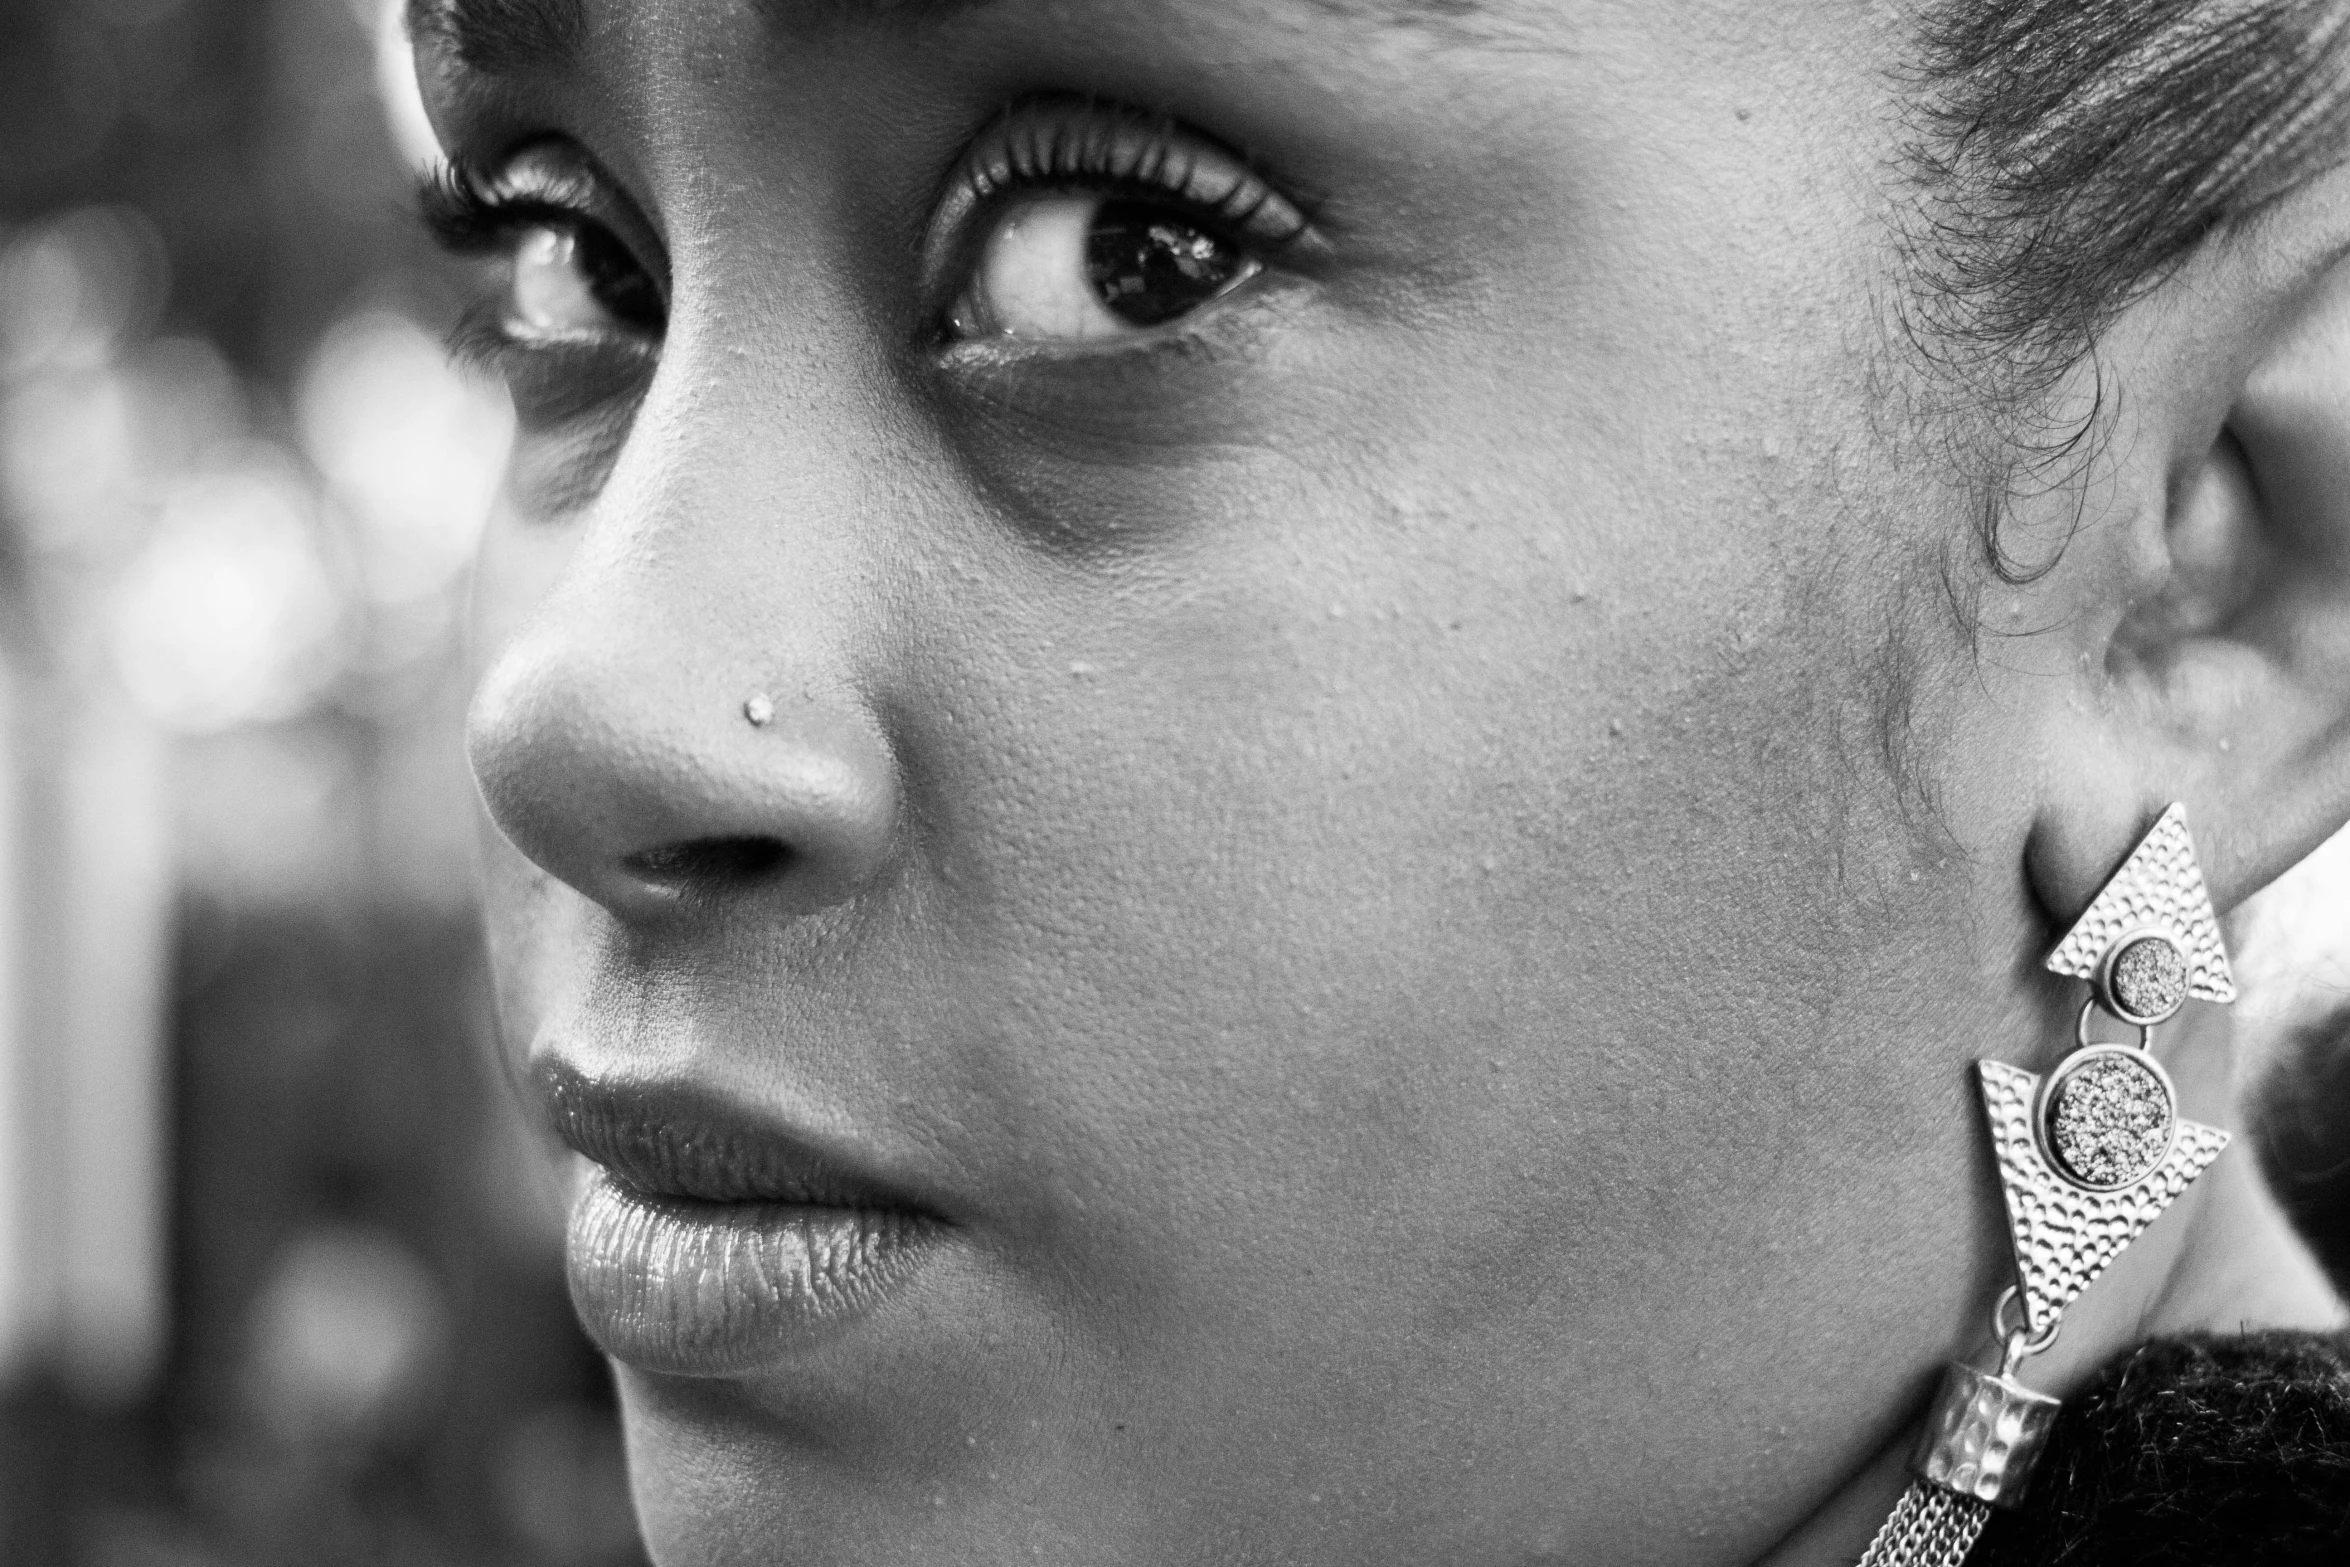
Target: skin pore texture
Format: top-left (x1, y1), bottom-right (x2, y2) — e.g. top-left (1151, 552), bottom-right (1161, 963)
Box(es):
top-left (431, 1), bottom-right (2350, 1563)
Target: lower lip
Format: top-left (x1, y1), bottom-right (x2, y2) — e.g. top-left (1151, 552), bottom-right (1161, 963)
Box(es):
top-left (566, 1171), bottom-right (934, 1376)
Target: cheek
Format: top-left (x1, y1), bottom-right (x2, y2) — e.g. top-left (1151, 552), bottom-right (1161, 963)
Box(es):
top-left (855, 425), bottom-right (2004, 1549)
top-left (476, 828), bottom-right (600, 1088)
top-left (468, 499), bottom-right (597, 1077)
top-left (905, 417), bottom-right (1951, 1277)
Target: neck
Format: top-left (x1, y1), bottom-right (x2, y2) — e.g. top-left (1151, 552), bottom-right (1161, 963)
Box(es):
top-left (1755, 1006), bottom-right (2346, 1567)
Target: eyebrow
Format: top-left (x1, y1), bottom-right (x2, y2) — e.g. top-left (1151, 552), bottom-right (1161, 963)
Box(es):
top-left (411, 0), bottom-right (1495, 77)
top-left (406, 0), bottom-right (587, 74)
top-left (407, 0), bottom-right (1020, 74)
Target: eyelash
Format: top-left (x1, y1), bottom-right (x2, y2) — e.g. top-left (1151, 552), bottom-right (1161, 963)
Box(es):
top-left (940, 99), bottom-right (1316, 259)
top-left (420, 160), bottom-right (552, 256)
top-left (421, 100), bottom-right (1318, 379)
top-left (420, 158), bottom-right (666, 378)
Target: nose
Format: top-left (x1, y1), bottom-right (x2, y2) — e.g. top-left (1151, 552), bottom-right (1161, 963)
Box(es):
top-left (466, 242), bottom-right (911, 925)
top-left (468, 618), bottom-right (899, 924)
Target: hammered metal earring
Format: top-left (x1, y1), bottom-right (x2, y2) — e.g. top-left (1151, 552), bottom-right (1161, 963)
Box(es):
top-left (1859, 804), bottom-right (2236, 1567)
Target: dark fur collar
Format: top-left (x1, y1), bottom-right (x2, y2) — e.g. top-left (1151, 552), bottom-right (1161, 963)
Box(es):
top-left (1972, 1332), bottom-right (2350, 1565)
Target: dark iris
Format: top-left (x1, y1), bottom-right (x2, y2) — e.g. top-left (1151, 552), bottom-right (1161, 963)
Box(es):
top-left (572, 223), bottom-right (664, 332)
top-left (1084, 200), bottom-right (1244, 327)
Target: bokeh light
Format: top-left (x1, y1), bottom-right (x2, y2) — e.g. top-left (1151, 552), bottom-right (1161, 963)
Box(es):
top-left (300, 309), bottom-right (512, 608)
top-left (109, 453), bottom-right (344, 733)
top-left (0, 4), bottom-right (636, 1565)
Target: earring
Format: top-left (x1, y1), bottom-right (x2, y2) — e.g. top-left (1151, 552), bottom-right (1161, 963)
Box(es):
top-left (1859, 804), bottom-right (2236, 1567)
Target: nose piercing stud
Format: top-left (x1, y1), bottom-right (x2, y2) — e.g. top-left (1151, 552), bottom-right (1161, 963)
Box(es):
top-left (743, 693), bottom-right (776, 728)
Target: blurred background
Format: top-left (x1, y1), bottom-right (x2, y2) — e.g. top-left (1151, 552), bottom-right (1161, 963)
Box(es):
top-left (0, 3), bottom-right (2348, 1566)
top-left (0, 1), bottom-right (643, 1563)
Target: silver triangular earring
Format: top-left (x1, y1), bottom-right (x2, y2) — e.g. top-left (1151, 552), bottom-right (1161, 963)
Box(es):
top-left (1859, 804), bottom-right (2236, 1567)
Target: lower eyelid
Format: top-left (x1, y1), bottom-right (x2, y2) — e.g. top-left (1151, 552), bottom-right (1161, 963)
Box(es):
top-left (472, 332), bottom-right (659, 431)
top-left (938, 268), bottom-right (1296, 372)
top-left (952, 286), bottom-right (1258, 360)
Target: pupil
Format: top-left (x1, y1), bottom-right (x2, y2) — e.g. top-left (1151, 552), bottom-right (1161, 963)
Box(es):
top-left (575, 226), bottom-right (663, 331)
top-left (1085, 200), bottom-right (1241, 327)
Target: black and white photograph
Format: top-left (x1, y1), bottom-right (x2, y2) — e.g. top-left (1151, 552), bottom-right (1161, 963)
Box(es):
top-left (5, 3), bottom-right (2350, 1564)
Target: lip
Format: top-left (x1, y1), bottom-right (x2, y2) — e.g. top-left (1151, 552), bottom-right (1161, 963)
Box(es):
top-left (541, 1060), bottom-right (946, 1375)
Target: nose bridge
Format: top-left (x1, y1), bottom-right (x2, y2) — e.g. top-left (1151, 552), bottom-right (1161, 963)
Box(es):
top-left (469, 333), bottom-right (904, 925)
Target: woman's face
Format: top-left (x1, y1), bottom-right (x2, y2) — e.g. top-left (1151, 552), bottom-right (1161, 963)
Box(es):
top-left (444, 1), bottom-right (2058, 1561)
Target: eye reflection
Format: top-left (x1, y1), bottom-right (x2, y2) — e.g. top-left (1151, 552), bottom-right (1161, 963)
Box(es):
top-left (511, 229), bottom-right (607, 338)
top-left (952, 194), bottom-right (1258, 343)
top-left (502, 222), bottom-right (664, 346)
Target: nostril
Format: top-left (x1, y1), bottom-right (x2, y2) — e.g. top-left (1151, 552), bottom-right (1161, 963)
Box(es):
top-left (623, 835), bottom-right (794, 892)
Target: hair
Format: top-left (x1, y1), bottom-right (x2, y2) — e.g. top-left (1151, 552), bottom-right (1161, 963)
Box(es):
top-left (1902, 0), bottom-right (2350, 579)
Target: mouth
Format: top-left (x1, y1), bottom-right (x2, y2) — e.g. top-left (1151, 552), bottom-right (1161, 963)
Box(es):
top-left (541, 1059), bottom-right (947, 1376)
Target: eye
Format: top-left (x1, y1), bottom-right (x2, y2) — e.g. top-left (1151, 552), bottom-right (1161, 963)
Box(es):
top-left (420, 149), bottom-right (667, 360)
top-left (506, 222), bottom-right (664, 343)
top-left (950, 194), bottom-right (1260, 343)
top-left (928, 99), bottom-right (1319, 351)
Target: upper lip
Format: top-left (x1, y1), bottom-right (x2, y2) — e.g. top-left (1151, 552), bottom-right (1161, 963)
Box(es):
top-left (537, 1057), bottom-right (940, 1213)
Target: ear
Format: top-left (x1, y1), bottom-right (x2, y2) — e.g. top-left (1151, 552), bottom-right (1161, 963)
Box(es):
top-left (2021, 168), bottom-right (2350, 925)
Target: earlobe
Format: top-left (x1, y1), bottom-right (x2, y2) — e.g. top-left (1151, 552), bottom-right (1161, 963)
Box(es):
top-left (2029, 229), bottom-right (2350, 925)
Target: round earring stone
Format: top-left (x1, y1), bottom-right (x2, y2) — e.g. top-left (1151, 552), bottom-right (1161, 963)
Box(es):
top-left (2045, 1052), bottom-right (2174, 1189)
top-left (2107, 934), bottom-right (2190, 1022)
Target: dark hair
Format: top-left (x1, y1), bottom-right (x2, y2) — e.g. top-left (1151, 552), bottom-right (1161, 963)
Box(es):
top-left (1904, 0), bottom-right (2350, 578)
